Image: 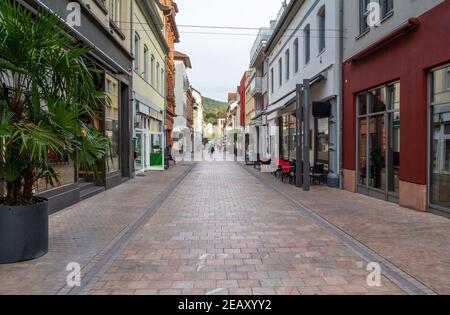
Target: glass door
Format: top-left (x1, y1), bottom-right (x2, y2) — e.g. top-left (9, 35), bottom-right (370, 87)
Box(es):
top-left (430, 65), bottom-right (450, 212)
top-left (357, 82), bottom-right (400, 202)
top-left (135, 131), bottom-right (144, 173)
top-left (149, 132), bottom-right (164, 170)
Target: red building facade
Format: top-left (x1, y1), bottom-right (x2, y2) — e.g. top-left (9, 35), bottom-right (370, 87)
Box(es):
top-left (342, 1), bottom-right (450, 213)
top-left (158, 0), bottom-right (180, 148)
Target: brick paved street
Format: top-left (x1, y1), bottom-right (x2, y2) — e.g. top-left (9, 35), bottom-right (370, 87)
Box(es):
top-left (1, 161), bottom-right (450, 295)
top-left (85, 162), bottom-right (405, 295)
top-left (0, 163), bottom-right (193, 295)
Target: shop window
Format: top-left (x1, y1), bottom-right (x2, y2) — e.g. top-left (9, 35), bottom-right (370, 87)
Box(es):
top-left (430, 65), bottom-right (450, 210)
top-left (105, 74), bottom-right (120, 173)
top-left (316, 118), bottom-right (329, 164)
top-left (357, 81), bottom-right (400, 196)
top-left (36, 153), bottom-right (74, 192)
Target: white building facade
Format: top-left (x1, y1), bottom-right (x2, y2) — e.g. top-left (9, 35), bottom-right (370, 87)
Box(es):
top-left (263, 0), bottom-right (343, 187)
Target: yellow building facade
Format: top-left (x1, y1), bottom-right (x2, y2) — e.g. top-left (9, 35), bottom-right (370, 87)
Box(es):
top-left (132, 0), bottom-right (169, 172)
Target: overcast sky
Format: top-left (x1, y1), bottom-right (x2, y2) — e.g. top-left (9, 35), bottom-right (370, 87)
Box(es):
top-left (174, 0), bottom-right (284, 102)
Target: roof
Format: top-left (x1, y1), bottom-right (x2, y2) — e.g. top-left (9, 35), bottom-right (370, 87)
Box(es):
top-left (265, 0), bottom-right (305, 54)
top-left (174, 50), bottom-right (192, 68)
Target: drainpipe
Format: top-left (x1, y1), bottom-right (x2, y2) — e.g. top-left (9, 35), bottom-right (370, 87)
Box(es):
top-left (337, 0), bottom-right (344, 189)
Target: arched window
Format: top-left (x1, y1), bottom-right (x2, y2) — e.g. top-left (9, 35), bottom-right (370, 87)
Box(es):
top-left (318, 6), bottom-right (326, 53)
top-left (285, 49), bottom-right (290, 81)
top-left (134, 33), bottom-right (140, 71)
top-left (304, 25), bottom-right (310, 64)
top-left (151, 55), bottom-right (155, 86)
top-left (293, 38), bottom-right (299, 73)
top-left (278, 58), bottom-right (283, 87)
top-left (143, 45), bottom-right (148, 81)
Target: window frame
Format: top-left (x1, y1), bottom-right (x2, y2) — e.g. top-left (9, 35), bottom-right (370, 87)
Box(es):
top-left (278, 58), bottom-right (283, 87)
top-left (318, 6), bottom-right (326, 53)
top-left (285, 49), bottom-right (290, 81)
top-left (293, 38), bottom-right (299, 73)
top-left (134, 33), bottom-right (140, 71)
top-left (270, 68), bottom-right (274, 94)
top-left (143, 45), bottom-right (149, 81)
top-left (304, 25), bottom-right (311, 65)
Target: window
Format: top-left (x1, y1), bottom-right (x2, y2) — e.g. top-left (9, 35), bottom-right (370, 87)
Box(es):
top-left (110, 0), bottom-right (120, 26)
top-left (161, 69), bottom-right (164, 93)
top-left (150, 55), bottom-right (155, 86)
top-left (143, 45), bottom-right (148, 81)
top-left (359, 0), bottom-right (370, 34)
top-left (156, 62), bottom-right (160, 92)
top-left (105, 74), bottom-right (120, 173)
top-left (430, 65), bottom-right (450, 210)
top-left (357, 82), bottom-right (400, 195)
top-left (285, 50), bottom-right (290, 81)
top-left (134, 33), bottom-right (140, 71)
top-left (380, 0), bottom-right (394, 18)
top-left (278, 58), bottom-right (283, 87)
top-left (360, 0), bottom-right (394, 34)
top-left (293, 39), bottom-right (299, 73)
top-left (318, 6), bottom-right (326, 53)
top-left (446, 68), bottom-right (450, 90)
top-left (304, 25), bottom-right (310, 65)
top-left (270, 68), bottom-right (274, 93)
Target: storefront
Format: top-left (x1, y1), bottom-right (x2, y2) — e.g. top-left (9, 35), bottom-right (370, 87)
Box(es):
top-left (356, 81), bottom-right (400, 202)
top-left (135, 102), bottom-right (165, 172)
top-left (429, 64), bottom-right (450, 214)
top-left (342, 0), bottom-right (450, 213)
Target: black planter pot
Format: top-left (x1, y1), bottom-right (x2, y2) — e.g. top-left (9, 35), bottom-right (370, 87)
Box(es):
top-left (0, 197), bottom-right (49, 264)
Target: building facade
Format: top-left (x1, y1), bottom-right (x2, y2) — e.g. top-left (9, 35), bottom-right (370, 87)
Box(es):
top-left (173, 51), bottom-right (193, 155)
top-left (157, 0), bottom-right (180, 148)
top-left (132, 0), bottom-right (169, 173)
top-left (21, 0), bottom-right (134, 213)
top-left (264, 0), bottom-right (343, 187)
top-left (249, 25), bottom-right (275, 164)
top-left (192, 88), bottom-right (204, 153)
top-left (342, 0), bottom-right (450, 214)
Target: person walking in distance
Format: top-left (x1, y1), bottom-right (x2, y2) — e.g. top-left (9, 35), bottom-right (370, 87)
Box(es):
top-left (210, 144), bottom-right (215, 158)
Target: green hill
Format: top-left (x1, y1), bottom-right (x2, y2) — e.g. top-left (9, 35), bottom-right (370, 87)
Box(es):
top-left (202, 96), bottom-right (228, 125)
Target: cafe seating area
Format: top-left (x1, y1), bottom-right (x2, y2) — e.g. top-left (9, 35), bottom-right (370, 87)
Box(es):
top-left (271, 158), bottom-right (329, 186)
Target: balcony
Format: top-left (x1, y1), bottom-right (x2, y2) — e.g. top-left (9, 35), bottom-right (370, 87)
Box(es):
top-left (250, 28), bottom-right (273, 67)
top-left (250, 76), bottom-right (263, 96)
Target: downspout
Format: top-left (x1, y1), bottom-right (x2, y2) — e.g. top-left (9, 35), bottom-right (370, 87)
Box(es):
top-left (337, 0), bottom-right (344, 189)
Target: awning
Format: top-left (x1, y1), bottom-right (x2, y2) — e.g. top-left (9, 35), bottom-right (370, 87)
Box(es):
top-left (265, 90), bottom-right (296, 115)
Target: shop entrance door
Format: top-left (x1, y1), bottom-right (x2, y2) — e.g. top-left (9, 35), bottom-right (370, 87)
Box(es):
top-left (149, 132), bottom-right (164, 170)
top-left (356, 82), bottom-right (400, 202)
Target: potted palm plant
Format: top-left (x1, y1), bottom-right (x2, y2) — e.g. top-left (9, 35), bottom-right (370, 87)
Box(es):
top-left (0, 1), bottom-right (110, 263)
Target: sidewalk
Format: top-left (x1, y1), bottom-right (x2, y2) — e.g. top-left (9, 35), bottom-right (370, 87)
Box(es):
top-left (0, 163), bottom-right (193, 295)
top-left (244, 163), bottom-right (450, 294)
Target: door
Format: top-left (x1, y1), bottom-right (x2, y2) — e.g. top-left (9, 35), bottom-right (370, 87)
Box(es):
top-left (149, 132), bottom-right (164, 170)
top-left (357, 82), bottom-right (400, 201)
top-left (135, 131), bottom-right (144, 173)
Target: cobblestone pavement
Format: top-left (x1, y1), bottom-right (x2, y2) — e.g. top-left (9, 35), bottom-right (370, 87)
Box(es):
top-left (244, 163), bottom-right (450, 295)
top-left (86, 162), bottom-right (405, 295)
top-left (0, 163), bottom-right (193, 295)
